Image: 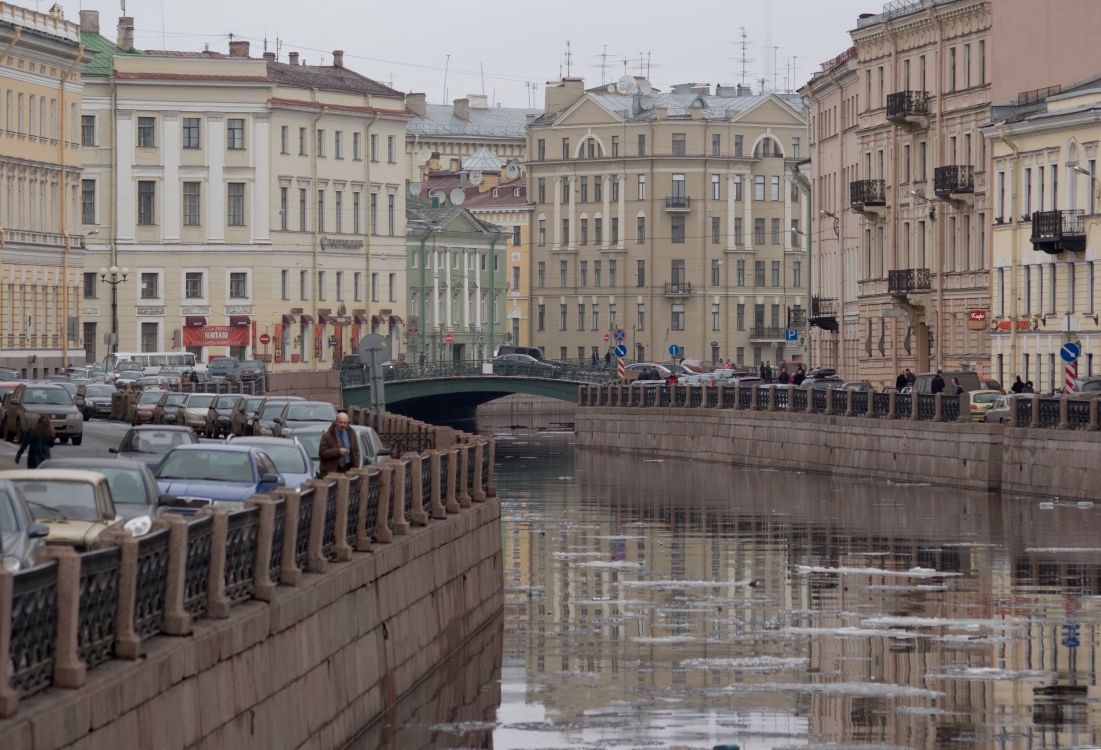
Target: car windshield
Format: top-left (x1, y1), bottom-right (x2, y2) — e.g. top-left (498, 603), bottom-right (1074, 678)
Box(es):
top-left (86, 386), bottom-right (115, 397)
top-left (240, 444), bottom-right (307, 473)
top-left (296, 433), bottom-right (322, 459)
top-left (14, 480), bottom-right (100, 521)
top-left (187, 395), bottom-right (216, 409)
top-left (165, 393), bottom-right (188, 405)
top-left (973, 392), bottom-right (1001, 404)
top-left (0, 489), bottom-right (19, 531)
top-left (210, 359), bottom-right (236, 370)
top-left (240, 362), bottom-right (262, 371)
top-left (93, 467), bottom-right (148, 505)
top-left (245, 397), bottom-right (264, 412)
top-left (261, 402), bottom-right (292, 419)
top-left (24, 387), bottom-right (73, 406)
top-left (214, 396), bottom-right (239, 409)
top-left (121, 429), bottom-right (194, 454)
top-left (157, 450), bottom-right (255, 483)
top-left (1081, 381), bottom-right (1101, 392)
top-left (286, 403), bottom-right (336, 421)
top-left (138, 391), bottom-right (164, 404)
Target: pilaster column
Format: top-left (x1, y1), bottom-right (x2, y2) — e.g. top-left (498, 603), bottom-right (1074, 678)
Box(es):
top-left (205, 114), bottom-right (226, 243)
top-left (553, 177), bottom-right (562, 246)
top-left (161, 113), bottom-right (181, 243)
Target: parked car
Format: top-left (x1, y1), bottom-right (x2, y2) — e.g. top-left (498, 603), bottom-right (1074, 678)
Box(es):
top-left (39, 458), bottom-right (160, 526)
top-left (176, 392), bottom-right (218, 432)
top-left (624, 363), bottom-right (672, 382)
top-left (984, 395), bottom-right (1015, 424)
top-left (227, 437), bottom-right (313, 489)
top-left (494, 345), bottom-right (545, 361)
top-left (54, 381), bottom-right (79, 398)
top-left (0, 380), bottom-right (21, 428)
top-left (798, 377), bottom-right (844, 391)
top-left (1073, 376), bottom-right (1101, 397)
top-left (968, 389), bottom-right (1003, 421)
top-left (230, 396), bottom-right (267, 437)
top-left (0, 479), bottom-right (49, 572)
top-left (981, 378), bottom-right (1004, 394)
top-left (153, 391), bottom-right (189, 424)
top-left (3, 383), bottom-right (83, 445)
top-left (204, 394), bottom-right (244, 438)
top-left (130, 389), bottom-right (167, 425)
top-left (207, 357), bottom-right (240, 381)
top-left (271, 400), bottom-right (338, 438)
top-left (831, 380), bottom-right (873, 392)
top-left (137, 375), bottom-right (177, 390)
top-left (154, 444), bottom-right (285, 509)
top-left (111, 425), bottom-right (200, 467)
top-left (75, 383), bottom-right (116, 420)
top-left (491, 353), bottom-right (559, 376)
top-left (912, 370), bottom-right (982, 395)
top-left (253, 396), bottom-right (305, 437)
top-left (114, 371), bottom-right (143, 388)
top-left (237, 361), bottom-right (266, 384)
top-left (1, 469), bottom-right (145, 549)
top-left (291, 423), bottom-right (387, 476)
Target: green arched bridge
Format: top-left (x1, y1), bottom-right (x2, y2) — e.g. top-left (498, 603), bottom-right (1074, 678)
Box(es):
top-left (341, 360), bottom-right (614, 423)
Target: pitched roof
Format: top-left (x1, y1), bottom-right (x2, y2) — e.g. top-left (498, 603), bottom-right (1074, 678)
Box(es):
top-left (266, 61), bottom-right (402, 99)
top-left (80, 30), bottom-right (142, 76)
top-left (418, 174), bottom-right (528, 209)
top-left (408, 103), bottom-right (541, 140)
top-left (460, 147), bottom-right (504, 172)
top-left (538, 90), bottom-right (806, 125)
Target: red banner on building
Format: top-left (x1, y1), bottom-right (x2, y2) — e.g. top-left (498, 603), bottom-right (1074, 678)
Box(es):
top-left (182, 326), bottom-right (250, 348)
top-left (273, 323), bottom-right (284, 363)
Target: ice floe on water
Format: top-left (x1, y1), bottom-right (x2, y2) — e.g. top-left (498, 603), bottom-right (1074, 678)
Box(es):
top-left (551, 551), bottom-right (606, 559)
top-left (926, 667), bottom-right (1047, 681)
top-left (679, 655), bottom-right (808, 671)
top-left (865, 583), bottom-right (949, 592)
top-left (723, 681), bottom-right (943, 699)
top-left (795, 565), bottom-right (963, 578)
top-left (861, 615), bottom-right (1019, 630)
top-left (631, 635), bottom-right (698, 644)
top-left (429, 721), bottom-right (499, 734)
top-left (621, 579), bottom-right (753, 588)
top-left (576, 560), bottom-right (644, 570)
top-left (782, 626), bottom-right (923, 639)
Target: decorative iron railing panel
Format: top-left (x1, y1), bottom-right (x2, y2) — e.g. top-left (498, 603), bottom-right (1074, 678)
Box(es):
top-left (183, 516), bottom-right (213, 618)
top-left (77, 547), bottom-right (120, 670)
top-left (223, 508), bottom-right (259, 605)
top-left (134, 528), bottom-right (170, 640)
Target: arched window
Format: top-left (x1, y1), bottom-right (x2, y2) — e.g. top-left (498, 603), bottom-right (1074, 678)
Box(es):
top-left (581, 137), bottom-right (604, 159)
top-left (754, 136), bottom-right (783, 159)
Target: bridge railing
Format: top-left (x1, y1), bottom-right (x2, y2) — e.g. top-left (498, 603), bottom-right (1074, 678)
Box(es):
top-left (341, 359), bottom-right (617, 389)
top-left (0, 422), bottom-right (497, 718)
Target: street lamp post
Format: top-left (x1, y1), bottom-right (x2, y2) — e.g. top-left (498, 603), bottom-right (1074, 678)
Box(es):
top-left (98, 265), bottom-right (128, 356)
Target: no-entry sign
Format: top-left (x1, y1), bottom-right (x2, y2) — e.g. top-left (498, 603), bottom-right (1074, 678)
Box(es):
top-left (444, 332), bottom-right (454, 344)
top-left (259, 333), bottom-right (271, 345)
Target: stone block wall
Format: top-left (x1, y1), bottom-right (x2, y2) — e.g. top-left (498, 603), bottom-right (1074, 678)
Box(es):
top-left (1001, 427), bottom-right (1101, 501)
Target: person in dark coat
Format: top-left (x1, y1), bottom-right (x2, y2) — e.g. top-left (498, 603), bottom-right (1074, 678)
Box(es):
top-left (895, 371), bottom-right (908, 390)
top-left (16, 415), bottom-right (54, 468)
top-left (318, 412), bottom-right (360, 476)
top-left (950, 377), bottom-right (963, 395)
top-left (1011, 375), bottom-right (1025, 394)
top-left (1023, 381), bottom-right (1035, 394)
top-left (591, 350), bottom-right (599, 367)
top-left (793, 366), bottom-right (806, 386)
top-left (604, 351), bottom-right (612, 370)
top-left (778, 368), bottom-right (790, 385)
top-left (931, 370), bottom-right (946, 394)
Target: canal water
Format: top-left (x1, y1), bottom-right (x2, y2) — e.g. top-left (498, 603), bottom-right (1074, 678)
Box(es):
top-left (357, 428), bottom-right (1101, 749)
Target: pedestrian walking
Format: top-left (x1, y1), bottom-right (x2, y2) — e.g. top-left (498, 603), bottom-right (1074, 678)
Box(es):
top-left (604, 351), bottom-right (612, 371)
top-left (778, 368), bottom-right (790, 385)
top-left (591, 350), bottom-right (599, 368)
top-left (318, 411), bottom-right (360, 476)
top-left (793, 366), bottom-right (806, 386)
top-left (1010, 375), bottom-right (1025, 394)
top-left (895, 371), bottom-right (908, 390)
top-left (15, 415), bottom-right (54, 468)
top-left (950, 377), bottom-right (962, 395)
top-left (1023, 381), bottom-right (1035, 394)
top-left (931, 370), bottom-right (946, 394)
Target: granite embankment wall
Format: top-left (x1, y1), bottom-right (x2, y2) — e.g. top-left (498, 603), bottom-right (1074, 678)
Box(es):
top-left (577, 406), bottom-right (1101, 501)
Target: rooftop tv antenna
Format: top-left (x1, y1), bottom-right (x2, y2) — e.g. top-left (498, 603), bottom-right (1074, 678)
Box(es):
top-left (735, 27), bottom-right (753, 86)
top-left (563, 40), bottom-right (573, 77)
top-left (591, 44), bottom-right (617, 86)
top-left (442, 53), bottom-right (451, 104)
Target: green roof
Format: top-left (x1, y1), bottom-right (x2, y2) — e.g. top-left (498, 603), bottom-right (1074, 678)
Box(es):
top-left (80, 31), bottom-right (142, 77)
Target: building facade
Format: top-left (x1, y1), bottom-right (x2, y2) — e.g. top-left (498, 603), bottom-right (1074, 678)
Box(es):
top-left (0, 3), bottom-right (89, 375)
top-left (843, 0), bottom-right (993, 385)
top-left (406, 202), bottom-right (509, 363)
top-left (985, 82), bottom-right (1101, 391)
top-left (527, 77), bottom-right (808, 366)
top-left (802, 48), bottom-right (862, 373)
top-left (78, 12), bottom-right (408, 370)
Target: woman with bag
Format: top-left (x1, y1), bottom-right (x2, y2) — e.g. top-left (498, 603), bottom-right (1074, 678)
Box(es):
top-left (16, 415), bottom-right (55, 468)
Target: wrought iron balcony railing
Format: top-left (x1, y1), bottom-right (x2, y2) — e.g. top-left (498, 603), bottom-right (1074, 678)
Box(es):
top-left (934, 165), bottom-right (975, 197)
top-left (888, 268), bottom-right (932, 295)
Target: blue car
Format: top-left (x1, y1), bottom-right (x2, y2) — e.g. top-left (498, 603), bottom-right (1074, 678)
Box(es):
top-left (154, 444), bottom-right (285, 512)
top-left (226, 436), bottom-right (313, 490)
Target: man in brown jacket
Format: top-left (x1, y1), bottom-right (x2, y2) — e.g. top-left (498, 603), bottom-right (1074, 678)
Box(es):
top-left (318, 411), bottom-right (360, 476)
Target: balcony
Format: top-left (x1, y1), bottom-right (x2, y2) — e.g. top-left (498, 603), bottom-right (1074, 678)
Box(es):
top-left (664, 196), bottom-right (692, 212)
top-left (886, 90), bottom-right (930, 127)
top-left (0, 228), bottom-right (85, 248)
top-left (811, 296), bottom-right (839, 332)
top-left (663, 281), bottom-right (692, 297)
top-left (934, 165), bottom-right (975, 200)
top-left (750, 325), bottom-right (787, 341)
top-left (888, 268), bottom-right (932, 296)
top-left (849, 179), bottom-right (886, 214)
top-left (1031, 209), bottom-right (1086, 254)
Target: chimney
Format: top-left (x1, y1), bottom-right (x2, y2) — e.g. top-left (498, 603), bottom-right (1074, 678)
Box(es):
top-left (117, 16), bottom-right (134, 52)
top-left (468, 93), bottom-right (489, 109)
top-left (406, 92), bottom-right (427, 117)
top-left (263, 51), bottom-right (275, 62)
top-left (228, 40), bottom-right (250, 58)
top-left (332, 50), bottom-right (344, 68)
top-left (453, 98), bottom-right (470, 121)
top-left (288, 51), bottom-right (299, 66)
top-left (79, 9), bottom-right (99, 33)
top-left (544, 77), bottom-right (583, 115)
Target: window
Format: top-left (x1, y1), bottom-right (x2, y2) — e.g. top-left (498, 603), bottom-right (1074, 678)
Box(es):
top-left (561, 137), bottom-right (570, 160)
top-left (734, 176), bottom-right (743, 201)
top-left (560, 260), bottom-right (568, 287)
top-left (754, 176), bottom-right (765, 201)
top-left (281, 270), bottom-right (289, 300)
top-left (317, 190), bottom-right (325, 233)
top-left (609, 260), bottom-right (617, 287)
top-left (711, 258), bottom-right (721, 286)
top-left (794, 260), bottom-right (801, 288)
top-left (611, 135), bottom-right (619, 156)
top-left (611, 176), bottom-right (620, 201)
top-left (949, 47), bottom-right (957, 92)
top-left (754, 260), bottom-right (765, 287)
top-left (537, 218), bottom-right (546, 245)
top-left (671, 303), bottom-right (685, 331)
top-left (594, 261), bottom-right (602, 287)
top-left (140, 272), bottom-right (158, 299)
top-left (388, 195), bottom-right (395, 235)
top-left (316, 129), bottom-right (326, 158)
top-left (299, 188), bottom-right (308, 232)
top-left (712, 133), bottom-right (721, 156)
top-left (229, 272), bottom-right (248, 299)
top-left (611, 217), bottom-right (619, 245)
top-left (711, 174), bottom-right (721, 200)
top-left (580, 261), bottom-right (588, 287)
top-left (671, 215), bottom-right (685, 243)
top-left (369, 133), bottom-right (379, 162)
top-left (637, 260), bottom-right (645, 287)
top-left (318, 271), bottom-right (326, 300)
top-left (1068, 261), bottom-right (1076, 314)
top-left (537, 261), bottom-right (545, 288)
top-left (592, 305), bottom-right (599, 331)
top-left (1024, 265), bottom-right (1032, 314)
top-left (580, 176), bottom-right (588, 203)
top-left (772, 260), bottom-right (781, 287)
top-left (770, 175), bottom-right (781, 201)
top-left (354, 272), bottom-right (362, 301)
top-left (637, 174), bottom-right (646, 200)
top-left (996, 170), bottom-right (1005, 218)
top-left (577, 304), bottom-right (585, 330)
top-left (753, 218), bottom-right (765, 245)
top-left (183, 182), bottom-right (201, 226)
top-left (300, 270), bottom-right (308, 300)
top-left (537, 304), bottom-right (545, 331)
top-left (140, 322), bottom-right (158, 353)
top-left (353, 132), bottom-right (361, 161)
top-left (334, 131), bottom-right (343, 159)
top-left (636, 216), bottom-right (646, 242)
top-left (735, 134), bottom-right (743, 156)
top-left (388, 273), bottom-right (396, 302)
top-left (771, 218), bottom-right (781, 244)
top-left (299, 127), bottom-right (307, 156)
top-left (1088, 261), bottom-right (1096, 313)
top-left (185, 272), bottom-right (203, 299)
top-left (227, 118), bottom-right (245, 150)
top-left (137, 116), bottom-right (155, 147)
top-left (711, 216), bottom-right (721, 245)
top-left (712, 303), bottom-right (721, 331)
top-left (636, 303), bottom-right (646, 331)
top-left (1024, 167), bottom-right (1032, 216)
top-left (638, 134), bottom-right (646, 156)
top-left (979, 39), bottom-right (986, 84)
top-left (370, 272), bottom-right (378, 301)
top-left (580, 218), bottom-right (588, 245)
top-left (736, 304), bottom-right (745, 330)
top-left (370, 193), bottom-right (378, 234)
top-left (227, 183), bottom-right (245, 226)
top-left (333, 271), bottom-right (343, 301)
top-left (81, 115), bottom-right (95, 146)
top-left (80, 179), bottom-right (95, 225)
top-left (792, 137), bottom-right (800, 159)
top-left (278, 124), bottom-right (289, 154)
top-left (537, 139), bottom-right (545, 161)
top-left (387, 135), bottom-right (396, 163)
top-left (137, 181), bottom-right (156, 225)
top-left (791, 219), bottom-right (801, 249)
top-left (334, 191), bottom-right (343, 233)
top-left (511, 266), bottom-right (520, 291)
top-left (594, 218), bottom-right (603, 244)
top-left (537, 178), bottom-right (546, 203)
top-left (353, 192), bottom-right (361, 234)
top-left (736, 259), bottom-right (745, 286)
top-left (559, 304), bottom-right (567, 330)
top-left (672, 133), bottom-right (686, 155)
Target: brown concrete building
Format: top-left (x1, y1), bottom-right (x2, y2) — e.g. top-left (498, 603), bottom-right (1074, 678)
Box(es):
top-left (528, 77), bottom-right (808, 366)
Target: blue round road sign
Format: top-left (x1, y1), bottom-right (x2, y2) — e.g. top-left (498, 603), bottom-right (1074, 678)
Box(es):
top-left (669, 344), bottom-right (682, 357)
top-left (613, 344), bottom-right (628, 358)
top-left (1061, 342), bottom-right (1081, 363)
top-left (613, 327), bottom-right (626, 342)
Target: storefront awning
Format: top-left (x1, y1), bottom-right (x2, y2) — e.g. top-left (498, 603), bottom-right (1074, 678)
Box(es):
top-left (299, 314), bottom-right (315, 325)
top-left (281, 313), bottom-right (296, 325)
top-left (353, 313), bottom-right (368, 325)
top-left (388, 315), bottom-right (404, 326)
top-left (370, 315), bottom-right (383, 326)
top-left (184, 316), bottom-right (206, 327)
top-left (229, 315), bottom-right (251, 327)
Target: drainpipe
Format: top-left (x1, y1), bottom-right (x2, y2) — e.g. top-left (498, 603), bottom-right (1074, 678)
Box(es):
top-left (791, 163), bottom-right (812, 369)
top-left (58, 44), bottom-right (85, 369)
top-left (931, 9), bottom-right (946, 369)
top-left (488, 230), bottom-right (502, 360)
top-left (0, 29), bottom-right (19, 348)
top-left (995, 123), bottom-right (1022, 380)
top-left (418, 231), bottom-right (430, 363)
top-left (309, 90), bottom-right (322, 370)
top-left (361, 112), bottom-right (375, 357)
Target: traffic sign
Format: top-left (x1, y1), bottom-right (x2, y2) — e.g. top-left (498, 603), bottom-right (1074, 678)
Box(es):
top-left (785, 327), bottom-right (799, 342)
top-left (613, 327), bottom-right (626, 342)
top-left (258, 333), bottom-right (271, 345)
top-left (1063, 636), bottom-right (1081, 648)
top-left (613, 344), bottom-right (627, 358)
top-left (603, 333), bottom-right (610, 342)
top-left (1061, 341), bottom-right (1081, 363)
top-left (669, 344), bottom-right (681, 357)
top-left (444, 332), bottom-right (454, 344)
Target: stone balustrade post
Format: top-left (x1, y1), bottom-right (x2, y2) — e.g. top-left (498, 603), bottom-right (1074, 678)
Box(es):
top-left (1090, 399), bottom-right (1100, 431)
top-left (348, 469), bottom-right (372, 553)
top-left (374, 464), bottom-right (394, 544)
top-left (457, 443), bottom-right (472, 508)
top-left (767, 385), bottom-right (776, 411)
top-left (749, 385), bottom-right (759, 411)
top-left (406, 453), bottom-right (429, 525)
top-left (162, 514), bottom-right (193, 635)
top-left (249, 496), bottom-right (279, 600)
top-left (428, 451), bottom-right (446, 519)
top-left (485, 439), bottom-right (497, 498)
top-left (112, 533), bottom-right (142, 659)
top-left (305, 479), bottom-right (332, 572)
top-left (445, 447), bottom-right (460, 513)
top-left (1030, 398), bottom-right (1041, 428)
top-left (391, 460), bottom-right (410, 534)
top-left (1058, 397), bottom-right (1070, 429)
top-left (44, 546), bottom-right (85, 689)
top-left (958, 391), bottom-right (971, 423)
top-left (206, 507), bottom-right (231, 618)
top-left (272, 489), bottom-right (303, 585)
top-left (910, 391), bottom-right (920, 420)
top-left (329, 476), bottom-right (354, 561)
top-left (934, 393), bottom-right (943, 422)
top-left (0, 568), bottom-right (15, 716)
top-left (843, 391), bottom-right (853, 417)
top-left (887, 391), bottom-right (897, 419)
top-left (471, 441), bottom-right (487, 502)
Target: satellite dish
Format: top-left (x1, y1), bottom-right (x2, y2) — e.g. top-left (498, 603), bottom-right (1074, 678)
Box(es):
top-left (615, 75), bottom-right (638, 95)
top-left (504, 163), bottom-right (520, 179)
top-left (408, 181), bottom-right (422, 198)
top-left (429, 189), bottom-right (446, 205)
top-left (417, 147), bottom-right (432, 165)
top-left (449, 188), bottom-right (466, 206)
top-left (469, 170), bottom-right (483, 186)
top-left (638, 96), bottom-right (655, 111)
top-left (638, 79), bottom-right (653, 95)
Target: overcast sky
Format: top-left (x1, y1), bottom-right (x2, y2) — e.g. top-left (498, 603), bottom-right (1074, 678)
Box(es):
top-left (64, 0), bottom-right (880, 106)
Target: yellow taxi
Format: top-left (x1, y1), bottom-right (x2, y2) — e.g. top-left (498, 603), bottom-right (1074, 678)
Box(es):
top-left (968, 389), bottom-right (1003, 421)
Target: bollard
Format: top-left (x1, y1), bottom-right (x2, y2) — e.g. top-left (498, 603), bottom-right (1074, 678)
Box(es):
top-left (958, 391), bottom-right (971, 423)
top-left (1091, 399), bottom-right (1100, 431)
top-left (112, 533), bottom-right (142, 659)
top-left (249, 497), bottom-right (279, 600)
top-left (162, 514), bottom-right (193, 635)
top-left (406, 454), bottom-right (429, 525)
top-left (272, 488), bottom-right (303, 586)
top-left (485, 438), bottom-right (497, 499)
top-left (1059, 397), bottom-right (1070, 430)
top-left (887, 391), bottom-right (897, 419)
top-left (305, 479), bottom-right (331, 573)
top-left (329, 476), bottom-right (354, 561)
top-left (933, 393), bottom-right (943, 422)
top-left (45, 547), bottom-right (86, 689)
